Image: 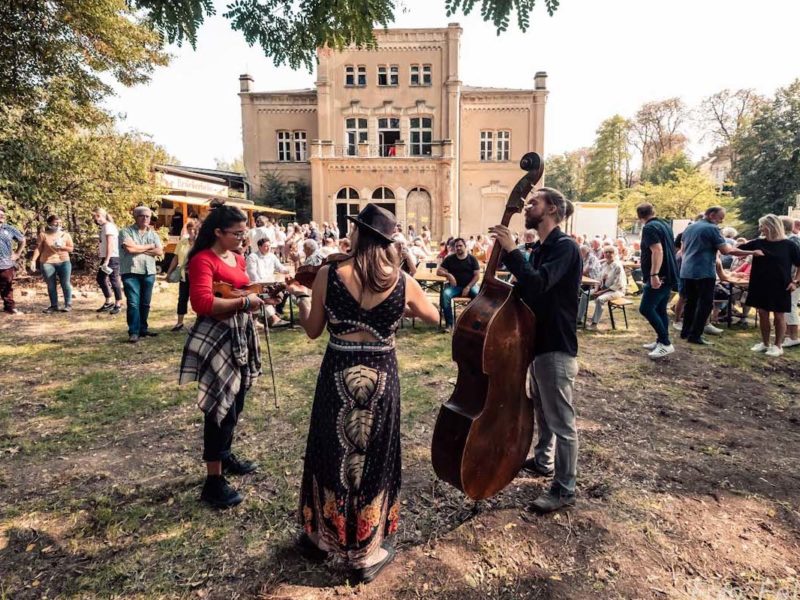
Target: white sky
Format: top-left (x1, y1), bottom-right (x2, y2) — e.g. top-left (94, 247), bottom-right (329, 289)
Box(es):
top-left (106, 0), bottom-right (800, 168)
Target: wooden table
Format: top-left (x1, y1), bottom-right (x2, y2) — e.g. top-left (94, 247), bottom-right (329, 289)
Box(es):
top-left (414, 270), bottom-right (447, 327)
top-left (724, 278), bottom-right (750, 328)
top-left (581, 276), bottom-right (599, 287)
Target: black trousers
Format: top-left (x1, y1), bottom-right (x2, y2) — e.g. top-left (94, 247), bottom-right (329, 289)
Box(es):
top-left (177, 276), bottom-right (190, 316)
top-left (203, 373), bottom-right (247, 462)
top-left (681, 278), bottom-right (716, 341)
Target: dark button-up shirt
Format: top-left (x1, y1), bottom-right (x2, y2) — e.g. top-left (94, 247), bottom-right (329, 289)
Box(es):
top-left (504, 227), bottom-right (582, 357)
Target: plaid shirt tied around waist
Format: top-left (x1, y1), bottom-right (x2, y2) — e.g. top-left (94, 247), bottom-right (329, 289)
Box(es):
top-left (179, 313), bottom-right (262, 425)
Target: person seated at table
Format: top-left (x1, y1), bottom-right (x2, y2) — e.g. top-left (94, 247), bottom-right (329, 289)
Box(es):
top-left (395, 238), bottom-right (418, 276)
top-left (590, 237), bottom-right (603, 260)
top-left (245, 238), bottom-right (290, 327)
top-left (437, 237), bottom-right (454, 260)
top-left (471, 234), bottom-right (489, 262)
top-left (302, 239), bottom-right (324, 266)
top-left (409, 238), bottom-right (429, 263)
top-left (318, 236), bottom-right (339, 259)
top-left (580, 245), bottom-right (602, 280)
top-left (586, 246), bottom-right (627, 329)
top-left (437, 237), bottom-right (480, 332)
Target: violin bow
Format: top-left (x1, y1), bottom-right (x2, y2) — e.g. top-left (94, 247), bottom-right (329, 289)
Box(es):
top-left (260, 304), bottom-right (279, 408)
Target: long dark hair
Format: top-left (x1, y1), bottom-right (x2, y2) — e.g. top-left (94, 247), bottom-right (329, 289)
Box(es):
top-left (187, 205), bottom-right (247, 263)
top-left (352, 225), bottom-right (399, 294)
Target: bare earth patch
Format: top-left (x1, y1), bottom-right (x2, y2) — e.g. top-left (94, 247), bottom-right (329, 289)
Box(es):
top-left (1, 285), bottom-right (798, 599)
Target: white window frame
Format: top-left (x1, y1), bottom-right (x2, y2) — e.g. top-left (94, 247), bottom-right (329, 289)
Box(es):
top-left (409, 116), bottom-right (433, 156)
top-left (293, 130), bottom-right (307, 161)
top-left (277, 130), bottom-right (292, 162)
top-left (389, 65), bottom-right (399, 86)
top-left (345, 118), bottom-right (368, 156)
top-left (410, 64), bottom-right (420, 86)
top-left (357, 65), bottom-right (367, 86)
top-left (496, 130), bottom-right (510, 161)
top-left (344, 65), bottom-right (355, 86)
top-left (480, 131), bottom-right (494, 162)
top-left (422, 64), bottom-right (432, 85)
top-left (377, 65), bottom-right (388, 86)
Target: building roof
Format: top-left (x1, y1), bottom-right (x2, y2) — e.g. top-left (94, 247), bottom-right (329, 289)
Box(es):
top-left (462, 85), bottom-right (533, 94)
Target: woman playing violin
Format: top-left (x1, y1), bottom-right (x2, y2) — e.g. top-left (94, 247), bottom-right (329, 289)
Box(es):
top-left (286, 203), bottom-right (439, 584)
top-left (179, 206), bottom-right (265, 509)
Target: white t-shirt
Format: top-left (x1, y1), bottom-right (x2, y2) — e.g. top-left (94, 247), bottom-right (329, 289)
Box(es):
top-left (99, 222), bottom-right (120, 259)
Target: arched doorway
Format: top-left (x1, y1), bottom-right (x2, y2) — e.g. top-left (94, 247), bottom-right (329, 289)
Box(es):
top-left (336, 187), bottom-right (360, 237)
top-left (371, 187), bottom-right (396, 216)
top-left (406, 187), bottom-right (431, 237)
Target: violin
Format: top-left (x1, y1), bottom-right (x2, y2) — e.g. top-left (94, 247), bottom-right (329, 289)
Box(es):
top-left (212, 252), bottom-right (351, 301)
top-left (431, 152), bottom-right (544, 501)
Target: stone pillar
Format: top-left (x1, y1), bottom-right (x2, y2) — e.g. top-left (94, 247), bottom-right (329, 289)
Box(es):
top-left (238, 74), bottom-right (258, 197)
top-left (532, 71), bottom-right (548, 187)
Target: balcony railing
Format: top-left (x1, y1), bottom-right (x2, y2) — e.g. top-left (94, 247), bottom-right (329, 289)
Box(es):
top-left (310, 140), bottom-right (453, 159)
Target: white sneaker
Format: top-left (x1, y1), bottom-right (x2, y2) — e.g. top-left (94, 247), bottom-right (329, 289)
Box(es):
top-left (751, 342), bottom-right (768, 352)
top-left (783, 338), bottom-right (800, 348)
top-left (642, 341), bottom-right (658, 350)
top-left (704, 324), bottom-right (723, 335)
top-left (649, 343), bottom-right (675, 359)
top-left (672, 322), bottom-right (683, 331)
top-left (765, 345), bottom-right (784, 357)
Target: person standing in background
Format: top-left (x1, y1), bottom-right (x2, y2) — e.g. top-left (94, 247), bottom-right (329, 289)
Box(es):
top-left (0, 205), bottom-right (26, 315)
top-left (30, 215), bottom-right (74, 313)
top-left (92, 208), bottom-right (123, 315)
top-left (119, 206), bottom-right (163, 343)
top-left (165, 219), bottom-right (198, 332)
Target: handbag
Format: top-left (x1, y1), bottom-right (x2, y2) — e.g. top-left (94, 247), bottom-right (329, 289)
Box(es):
top-left (166, 268), bottom-right (181, 283)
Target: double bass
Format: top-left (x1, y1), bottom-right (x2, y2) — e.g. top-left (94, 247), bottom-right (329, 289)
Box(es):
top-left (431, 152), bottom-right (544, 500)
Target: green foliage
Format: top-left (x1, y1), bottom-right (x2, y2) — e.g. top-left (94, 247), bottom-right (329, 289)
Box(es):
top-left (618, 169), bottom-right (735, 222)
top-left (214, 156), bottom-right (246, 173)
top-left (257, 172), bottom-right (312, 223)
top-left (445, 0), bottom-right (560, 32)
top-left (0, 0), bottom-right (169, 117)
top-left (132, 0), bottom-right (215, 48)
top-left (642, 150), bottom-right (697, 185)
top-left (734, 79), bottom-right (800, 228)
top-left (585, 115), bottom-right (632, 200)
top-left (545, 150), bottom-right (588, 201)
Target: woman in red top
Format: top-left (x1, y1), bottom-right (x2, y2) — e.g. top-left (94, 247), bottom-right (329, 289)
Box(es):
top-left (179, 206), bottom-right (266, 508)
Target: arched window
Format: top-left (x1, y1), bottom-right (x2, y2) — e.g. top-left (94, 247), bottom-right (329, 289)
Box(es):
top-left (371, 187), bottom-right (395, 201)
top-left (337, 187), bottom-right (359, 200)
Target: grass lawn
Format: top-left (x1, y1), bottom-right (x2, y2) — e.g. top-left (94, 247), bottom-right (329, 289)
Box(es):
top-left (1, 284), bottom-right (799, 599)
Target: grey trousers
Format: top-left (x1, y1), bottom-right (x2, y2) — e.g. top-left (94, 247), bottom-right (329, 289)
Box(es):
top-left (526, 351), bottom-right (579, 494)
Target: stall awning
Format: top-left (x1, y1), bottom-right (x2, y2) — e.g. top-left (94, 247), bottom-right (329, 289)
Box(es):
top-left (160, 194), bottom-right (293, 216)
top-left (255, 206), bottom-right (296, 216)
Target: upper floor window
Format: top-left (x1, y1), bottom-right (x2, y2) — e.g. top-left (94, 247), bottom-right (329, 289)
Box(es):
top-left (479, 131), bottom-right (493, 162)
top-left (277, 130), bottom-right (307, 161)
top-left (345, 65), bottom-right (355, 86)
top-left (357, 65), bottom-right (366, 86)
top-left (479, 130), bottom-right (511, 161)
top-left (277, 131), bottom-right (292, 161)
top-left (410, 64), bottom-right (432, 86)
top-left (409, 117), bottom-right (433, 156)
top-left (378, 65), bottom-right (399, 86)
top-left (345, 65), bottom-right (366, 87)
top-left (293, 131), bottom-right (307, 161)
top-left (378, 117), bottom-right (400, 156)
top-left (345, 118), bottom-right (368, 156)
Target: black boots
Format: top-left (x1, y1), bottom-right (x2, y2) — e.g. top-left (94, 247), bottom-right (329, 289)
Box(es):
top-left (200, 475), bottom-right (243, 508)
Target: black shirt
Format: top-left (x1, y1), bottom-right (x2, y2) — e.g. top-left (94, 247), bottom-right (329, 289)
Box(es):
top-left (441, 253), bottom-right (480, 288)
top-left (640, 217), bottom-right (679, 289)
top-left (504, 227), bottom-right (581, 357)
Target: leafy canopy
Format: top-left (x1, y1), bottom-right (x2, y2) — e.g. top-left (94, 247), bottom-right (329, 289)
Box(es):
top-left (134, 0), bottom-right (562, 70)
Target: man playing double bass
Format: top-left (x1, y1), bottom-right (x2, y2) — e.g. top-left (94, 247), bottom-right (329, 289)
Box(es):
top-left (489, 187), bottom-right (582, 513)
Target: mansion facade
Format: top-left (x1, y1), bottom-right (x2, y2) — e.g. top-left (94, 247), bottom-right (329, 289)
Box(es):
top-left (239, 24), bottom-right (548, 239)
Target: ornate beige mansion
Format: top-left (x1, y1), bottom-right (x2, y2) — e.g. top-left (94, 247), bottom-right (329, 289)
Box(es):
top-left (239, 24), bottom-right (548, 239)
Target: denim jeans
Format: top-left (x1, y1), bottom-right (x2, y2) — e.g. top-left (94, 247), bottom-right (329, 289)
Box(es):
top-left (41, 261), bottom-right (73, 308)
top-left (97, 257), bottom-right (122, 302)
top-left (441, 284), bottom-right (479, 326)
top-left (639, 283), bottom-right (672, 345)
top-left (122, 273), bottom-right (155, 335)
top-left (526, 352), bottom-right (579, 495)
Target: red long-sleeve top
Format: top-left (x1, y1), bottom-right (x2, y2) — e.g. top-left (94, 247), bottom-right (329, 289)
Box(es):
top-left (188, 248), bottom-right (250, 316)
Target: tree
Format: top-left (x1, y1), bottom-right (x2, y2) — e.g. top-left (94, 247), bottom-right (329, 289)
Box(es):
top-left (545, 149), bottom-right (589, 202)
top-left (134, 0), bottom-right (561, 70)
top-left (214, 156), bottom-right (246, 173)
top-left (642, 150), bottom-right (696, 185)
top-left (584, 115), bottom-right (632, 200)
top-left (698, 88), bottom-right (766, 150)
top-left (618, 169), bottom-right (736, 222)
top-left (0, 0), bottom-right (169, 120)
top-left (734, 79), bottom-right (800, 228)
top-left (257, 172), bottom-right (312, 223)
top-left (631, 98), bottom-right (689, 178)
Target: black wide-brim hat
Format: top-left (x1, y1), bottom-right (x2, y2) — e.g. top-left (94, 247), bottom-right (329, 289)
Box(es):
top-left (347, 203), bottom-right (397, 243)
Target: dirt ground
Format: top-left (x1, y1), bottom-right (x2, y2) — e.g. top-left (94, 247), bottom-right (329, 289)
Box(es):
top-left (1, 283), bottom-right (798, 599)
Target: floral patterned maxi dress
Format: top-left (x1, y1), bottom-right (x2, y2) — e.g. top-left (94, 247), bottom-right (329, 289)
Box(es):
top-left (299, 265), bottom-right (406, 566)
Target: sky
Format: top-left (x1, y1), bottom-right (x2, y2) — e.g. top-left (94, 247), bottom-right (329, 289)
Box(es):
top-left (105, 0), bottom-right (800, 169)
